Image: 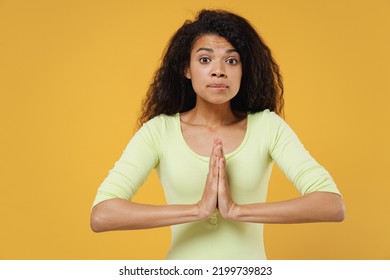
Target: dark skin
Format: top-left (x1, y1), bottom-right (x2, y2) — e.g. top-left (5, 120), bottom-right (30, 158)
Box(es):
top-left (90, 35), bottom-right (344, 233)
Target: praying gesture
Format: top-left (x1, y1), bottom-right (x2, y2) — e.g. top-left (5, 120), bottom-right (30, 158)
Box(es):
top-left (91, 10), bottom-right (344, 259)
top-left (197, 137), bottom-right (237, 221)
top-left (196, 137), bottom-right (344, 225)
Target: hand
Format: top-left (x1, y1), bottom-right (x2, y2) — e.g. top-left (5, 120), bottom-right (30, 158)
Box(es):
top-left (215, 138), bottom-right (237, 220)
top-left (196, 138), bottom-right (219, 219)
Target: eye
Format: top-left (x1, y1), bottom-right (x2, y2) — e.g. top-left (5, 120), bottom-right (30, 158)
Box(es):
top-left (199, 57), bottom-right (211, 64)
top-left (226, 58), bottom-right (239, 65)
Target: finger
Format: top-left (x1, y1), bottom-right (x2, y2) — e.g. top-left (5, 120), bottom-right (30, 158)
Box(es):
top-left (214, 144), bottom-right (220, 159)
top-left (208, 140), bottom-right (217, 170)
top-left (212, 156), bottom-right (219, 186)
top-left (212, 138), bottom-right (223, 158)
top-left (218, 157), bottom-right (226, 190)
top-left (220, 141), bottom-right (225, 160)
top-left (217, 144), bottom-right (223, 158)
top-left (208, 151), bottom-right (219, 181)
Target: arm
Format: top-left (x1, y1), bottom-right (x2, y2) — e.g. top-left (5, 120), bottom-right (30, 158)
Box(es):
top-left (90, 137), bottom-right (221, 232)
top-left (90, 199), bottom-right (201, 232)
top-left (214, 137), bottom-right (345, 223)
top-left (91, 190), bottom-right (344, 233)
top-left (227, 192), bottom-right (345, 223)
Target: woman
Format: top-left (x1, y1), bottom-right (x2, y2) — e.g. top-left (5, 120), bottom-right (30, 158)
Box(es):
top-left (90, 9), bottom-right (345, 259)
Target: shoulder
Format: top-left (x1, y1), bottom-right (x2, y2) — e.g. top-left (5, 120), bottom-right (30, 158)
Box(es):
top-left (140, 113), bottom-right (178, 134)
top-left (248, 110), bottom-right (295, 148)
top-left (131, 114), bottom-right (178, 156)
top-left (248, 109), bottom-right (284, 127)
top-left (137, 113), bottom-right (178, 141)
top-left (143, 113), bottom-right (177, 127)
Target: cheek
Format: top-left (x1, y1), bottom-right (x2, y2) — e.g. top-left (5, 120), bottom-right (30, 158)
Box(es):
top-left (191, 66), bottom-right (208, 78)
top-left (232, 71), bottom-right (242, 88)
top-left (189, 77), bottom-right (202, 94)
top-left (189, 68), bottom-right (207, 87)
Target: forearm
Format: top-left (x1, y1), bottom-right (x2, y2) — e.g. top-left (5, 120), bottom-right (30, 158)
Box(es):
top-left (230, 192), bottom-right (345, 224)
top-left (90, 198), bottom-right (203, 232)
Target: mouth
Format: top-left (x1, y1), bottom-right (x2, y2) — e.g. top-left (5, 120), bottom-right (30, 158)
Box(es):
top-left (207, 83), bottom-right (229, 89)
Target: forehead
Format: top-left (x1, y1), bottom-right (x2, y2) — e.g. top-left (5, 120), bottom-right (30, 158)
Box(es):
top-left (191, 34), bottom-right (236, 51)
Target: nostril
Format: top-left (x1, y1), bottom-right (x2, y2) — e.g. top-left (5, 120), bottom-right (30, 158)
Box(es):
top-left (212, 73), bottom-right (226, 78)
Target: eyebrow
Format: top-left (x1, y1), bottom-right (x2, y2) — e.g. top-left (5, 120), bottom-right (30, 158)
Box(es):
top-left (196, 47), bottom-right (238, 53)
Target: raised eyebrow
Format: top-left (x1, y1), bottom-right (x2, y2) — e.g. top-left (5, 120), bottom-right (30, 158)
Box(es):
top-left (196, 47), bottom-right (213, 53)
top-left (196, 47), bottom-right (238, 54)
top-left (226, 48), bottom-right (238, 54)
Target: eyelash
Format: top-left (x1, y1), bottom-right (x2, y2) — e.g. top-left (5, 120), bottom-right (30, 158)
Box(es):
top-left (226, 58), bottom-right (239, 65)
top-left (199, 57), bottom-right (239, 65)
top-left (199, 57), bottom-right (211, 63)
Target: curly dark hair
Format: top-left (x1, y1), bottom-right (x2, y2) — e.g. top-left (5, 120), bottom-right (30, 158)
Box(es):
top-left (138, 9), bottom-right (284, 126)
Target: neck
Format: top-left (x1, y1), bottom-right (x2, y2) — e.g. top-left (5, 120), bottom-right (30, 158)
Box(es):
top-left (185, 102), bottom-right (239, 127)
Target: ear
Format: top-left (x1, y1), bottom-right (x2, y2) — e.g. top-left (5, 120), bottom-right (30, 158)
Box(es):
top-left (184, 67), bottom-right (191, 79)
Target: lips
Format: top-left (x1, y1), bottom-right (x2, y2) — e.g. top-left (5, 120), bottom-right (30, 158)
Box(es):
top-left (207, 83), bottom-right (229, 88)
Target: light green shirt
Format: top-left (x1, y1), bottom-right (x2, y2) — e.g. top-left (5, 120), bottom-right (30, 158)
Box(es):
top-left (93, 109), bottom-right (340, 259)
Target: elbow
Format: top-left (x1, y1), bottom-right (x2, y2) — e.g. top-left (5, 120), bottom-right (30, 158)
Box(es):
top-left (331, 207), bottom-right (345, 222)
top-left (90, 206), bottom-right (109, 233)
top-left (335, 202), bottom-right (346, 222)
top-left (90, 216), bottom-right (104, 233)
top-left (313, 192), bottom-right (345, 223)
top-left (330, 196), bottom-right (346, 222)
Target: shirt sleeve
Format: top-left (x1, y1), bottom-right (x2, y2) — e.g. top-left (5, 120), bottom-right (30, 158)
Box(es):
top-left (92, 119), bottom-right (161, 207)
top-left (267, 111), bottom-right (340, 196)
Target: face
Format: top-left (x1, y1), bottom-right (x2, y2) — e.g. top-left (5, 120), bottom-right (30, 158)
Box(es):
top-left (185, 34), bottom-right (242, 107)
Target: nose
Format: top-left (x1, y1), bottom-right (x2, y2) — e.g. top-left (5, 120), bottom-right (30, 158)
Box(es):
top-left (211, 61), bottom-right (226, 78)
top-left (212, 72), bottom-right (226, 78)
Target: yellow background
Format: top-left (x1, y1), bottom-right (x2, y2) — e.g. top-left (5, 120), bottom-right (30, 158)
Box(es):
top-left (1, 0), bottom-right (389, 259)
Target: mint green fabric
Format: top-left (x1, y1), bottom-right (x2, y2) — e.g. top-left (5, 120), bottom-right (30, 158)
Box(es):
top-left (92, 109), bottom-right (340, 259)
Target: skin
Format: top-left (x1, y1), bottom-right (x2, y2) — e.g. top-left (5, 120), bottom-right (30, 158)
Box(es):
top-left (90, 34), bottom-right (345, 232)
top-left (181, 34), bottom-right (246, 157)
